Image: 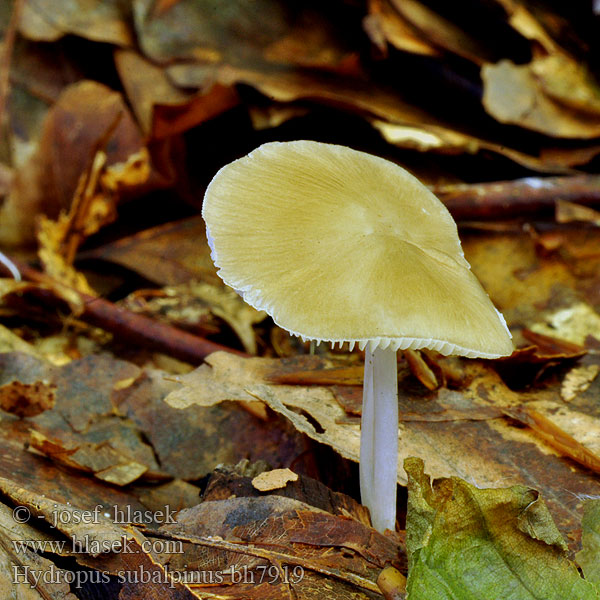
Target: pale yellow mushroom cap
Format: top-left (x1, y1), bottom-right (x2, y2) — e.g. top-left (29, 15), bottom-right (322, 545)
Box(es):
top-left (203, 141), bottom-right (513, 358)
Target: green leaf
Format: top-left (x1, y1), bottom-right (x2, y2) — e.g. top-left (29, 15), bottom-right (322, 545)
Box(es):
top-left (404, 457), bottom-right (599, 600)
top-left (577, 499), bottom-right (600, 587)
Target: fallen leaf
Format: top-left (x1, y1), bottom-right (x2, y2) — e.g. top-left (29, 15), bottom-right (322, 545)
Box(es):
top-left (0, 476), bottom-right (126, 555)
top-left (532, 54), bottom-right (600, 116)
top-left (556, 200), bottom-right (600, 226)
top-left (19, 0), bottom-right (133, 45)
top-left (134, 0), bottom-right (357, 73)
top-left (180, 62), bottom-right (579, 174)
top-left (492, 0), bottom-right (558, 53)
top-left (0, 417), bottom-right (155, 527)
top-left (364, 0), bottom-right (438, 57)
top-left (461, 229), bottom-right (577, 327)
top-left (577, 500), bottom-right (600, 587)
top-left (0, 80), bottom-right (146, 246)
top-left (165, 352), bottom-right (600, 549)
top-left (85, 216), bottom-right (220, 285)
top-left (388, 0), bottom-right (493, 64)
top-left (482, 60), bottom-right (600, 138)
top-left (158, 495), bottom-right (404, 598)
top-left (267, 355), bottom-right (364, 386)
top-left (0, 500), bottom-right (79, 599)
top-left (204, 461), bottom-right (369, 523)
top-left (115, 368), bottom-right (314, 480)
top-left (7, 38), bottom-right (82, 169)
top-left (404, 457), bottom-right (598, 599)
top-left (115, 48), bottom-right (240, 138)
top-left (0, 353), bottom-right (167, 484)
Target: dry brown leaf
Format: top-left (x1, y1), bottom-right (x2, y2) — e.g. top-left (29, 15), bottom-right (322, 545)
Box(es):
top-left (0, 80), bottom-right (145, 246)
top-left (157, 495), bottom-right (403, 598)
top-left (171, 60), bottom-right (575, 173)
top-left (115, 48), bottom-right (240, 138)
top-left (35, 144), bottom-right (153, 304)
top-left (135, 0), bottom-right (357, 73)
top-left (101, 147), bottom-right (152, 194)
top-left (85, 216), bottom-right (220, 286)
top-left (114, 368), bottom-right (312, 481)
top-left (364, 0), bottom-right (438, 57)
top-left (19, 0), bottom-right (133, 45)
top-left (7, 38), bottom-right (82, 169)
top-left (532, 54), bottom-right (600, 116)
top-left (36, 148), bottom-right (152, 300)
top-left (163, 42), bottom-right (580, 173)
top-left (164, 351), bottom-right (600, 549)
top-left (0, 476), bottom-right (127, 554)
top-left (204, 461), bottom-right (369, 523)
top-left (0, 417), bottom-right (154, 535)
top-left (492, 0), bottom-right (558, 53)
top-left (556, 200), bottom-right (600, 226)
top-left (389, 0), bottom-right (492, 64)
top-left (461, 229), bottom-right (577, 325)
top-left (0, 501), bottom-right (77, 599)
top-left (539, 145), bottom-right (600, 168)
top-left (252, 468), bottom-right (299, 492)
top-left (482, 60), bottom-right (600, 138)
top-left (29, 428), bottom-right (152, 486)
top-left (0, 353), bottom-right (165, 484)
top-left (520, 329), bottom-right (587, 357)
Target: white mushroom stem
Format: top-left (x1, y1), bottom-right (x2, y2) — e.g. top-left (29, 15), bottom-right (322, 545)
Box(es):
top-left (0, 251), bottom-right (21, 281)
top-left (360, 346), bottom-right (398, 532)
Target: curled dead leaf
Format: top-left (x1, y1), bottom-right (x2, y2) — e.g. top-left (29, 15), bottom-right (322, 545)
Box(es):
top-left (482, 60), bottom-right (600, 138)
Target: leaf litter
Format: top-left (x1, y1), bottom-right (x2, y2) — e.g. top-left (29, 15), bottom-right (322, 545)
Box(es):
top-left (4, 1), bottom-right (600, 597)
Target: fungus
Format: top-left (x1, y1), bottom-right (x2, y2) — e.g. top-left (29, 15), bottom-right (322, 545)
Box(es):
top-left (202, 140), bottom-right (513, 532)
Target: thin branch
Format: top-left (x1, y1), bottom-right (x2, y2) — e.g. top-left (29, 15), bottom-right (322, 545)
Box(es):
top-left (0, 257), bottom-right (247, 364)
top-left (433, 174), bottom-right (600, 221)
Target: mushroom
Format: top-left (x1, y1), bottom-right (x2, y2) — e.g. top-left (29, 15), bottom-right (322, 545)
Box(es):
top-left (202, 140), bottom-right (513, 532)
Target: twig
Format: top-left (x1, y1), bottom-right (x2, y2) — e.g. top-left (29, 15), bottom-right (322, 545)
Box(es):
top-left (434, 174), bottom-right (600, 221)
top-left (0, 257), bottom-right (247, 364)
